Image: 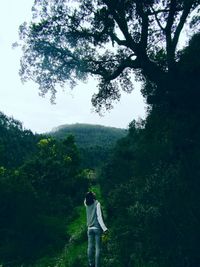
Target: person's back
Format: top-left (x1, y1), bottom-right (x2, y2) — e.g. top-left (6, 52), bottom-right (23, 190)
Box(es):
top-left (84, 191), bottom-right (108, 267)
top-left (86, 200), bottom-right (100, 229)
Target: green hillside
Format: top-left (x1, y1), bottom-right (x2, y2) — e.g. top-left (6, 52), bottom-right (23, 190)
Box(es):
top-left (49, 123), bottom-right (127, 148)
top-left (48, 124), bottom-right (127, 169)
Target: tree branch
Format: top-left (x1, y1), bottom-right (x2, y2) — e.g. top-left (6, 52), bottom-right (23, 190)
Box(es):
top-left (104, 0), bottom-right (167, 85)
top-left (148, 9), bottom-right (171, 15)
top-left (150, 6), bottom-right (165, 32)
top-left (165, 0), bottom-right (177, 32)
top-left (109, 32), bottom-right (127, 46)
top-left (172, 1), bottom-right (193, 51)
top-left (105, 58), bottom-right (140, 81)
top-left (104, 0), bottom-right (138, 52)
top-left (165, 0), bottom-right (194, 69)
top-left (135, 2), bottom-right (149, 52)
top-left (85, 57), bottom-right (140, 81)
top-left (165, 0), bottom-right (179, 68)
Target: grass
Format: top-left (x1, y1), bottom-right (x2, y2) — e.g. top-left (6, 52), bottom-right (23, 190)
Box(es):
top-left (61, 204), bottom-right (88, 267)
top-left (61, 185), bottom-right (103, 267)
top-left (31, 185), bottom-right (105, 267)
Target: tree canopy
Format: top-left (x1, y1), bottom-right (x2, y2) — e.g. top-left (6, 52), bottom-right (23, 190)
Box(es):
top-left (0, 116), bottom-right (89, 264)
top-left (19, 0), bottom-right (200, 111)
top-left (0, 112), bottom-right (40, 168)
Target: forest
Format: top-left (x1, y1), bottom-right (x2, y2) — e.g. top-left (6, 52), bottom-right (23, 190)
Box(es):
top-left (1, 0), bottom-right (200, 267)
top-left (0, 112), bottom-right (89, 265)
top-left (0, 111), bottom-right (125, 266)
top-left (49, 123), bottom-right (126, 169)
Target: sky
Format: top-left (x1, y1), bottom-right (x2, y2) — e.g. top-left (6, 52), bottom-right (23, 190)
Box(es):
top-left (0, 0), bottom-right (146, 134)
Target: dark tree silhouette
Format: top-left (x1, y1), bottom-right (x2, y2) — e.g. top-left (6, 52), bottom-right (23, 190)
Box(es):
top-left (19, 0), bottom-right (200, 111)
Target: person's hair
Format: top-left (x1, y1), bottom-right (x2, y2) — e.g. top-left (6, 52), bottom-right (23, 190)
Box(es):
top-left (85, 191), bottom-right (96, 206)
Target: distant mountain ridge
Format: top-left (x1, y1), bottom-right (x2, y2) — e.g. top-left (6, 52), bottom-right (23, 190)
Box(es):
top-left (49, 123), bottom-right (127, 148)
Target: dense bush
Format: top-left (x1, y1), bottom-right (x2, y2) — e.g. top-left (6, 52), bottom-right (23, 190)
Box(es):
top-left (99, 35), bottom-right (200, 267)
top-left (0, 117), bottom-right (89, 265)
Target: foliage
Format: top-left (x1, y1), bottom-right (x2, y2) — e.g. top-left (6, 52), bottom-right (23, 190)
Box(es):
top-left (2, 2), bottom-right (200, 263)
top-left (0, 115), bottom-right (89, 265)
top-left (54, 184), bottom-right (107, 267)
top-left (50, 124), bottom-right (126, 146)
top-left (62, 206), bottom-right (88, 267)
top-left (0, 168), bottom-right (39, 263)
top-left (100, 86), bottom-right (200, 267)
top-left (18, 0), bottom-right (200, 111)
top-left (0, 112), bottom-right (40, 168)
top-left (49, 123), bottom-right (126, 169)
top-left (98, 36), bottom-right (200, 266)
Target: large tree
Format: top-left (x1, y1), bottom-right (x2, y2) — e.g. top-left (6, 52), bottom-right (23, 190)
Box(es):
top-left (19, 0), bottom-right (200, 111)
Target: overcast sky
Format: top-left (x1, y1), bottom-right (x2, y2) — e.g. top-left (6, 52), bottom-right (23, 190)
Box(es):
top-left (0, 0), bottom-right (146, 134)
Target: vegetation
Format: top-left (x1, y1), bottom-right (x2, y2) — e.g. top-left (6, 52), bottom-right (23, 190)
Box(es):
top-left (49, 123), bottom-right (126, 169)
top-left (0, 112), bottom-right (40, 168)
top-left (2, 0), bottom-right (199, 267)
top-left (19, 0), bottom-right (199, 112)
top-left (0, 112), bottom-right (119, 267)
top-left (0, 113), bottom-right (89, 265)
top-left (50, 123), bottom-right (126, 147)
top-left (99, 35), bottom-right (200, 267)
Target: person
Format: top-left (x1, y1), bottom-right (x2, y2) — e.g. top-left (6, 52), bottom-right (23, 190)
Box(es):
top-left (84, 191), bottom-right (108, 267)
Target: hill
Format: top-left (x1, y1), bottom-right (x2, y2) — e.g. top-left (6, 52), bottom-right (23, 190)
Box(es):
top-left (48, 123), bottom-right (127, 169)
top-left (49, 123), bottom-right (127, 148)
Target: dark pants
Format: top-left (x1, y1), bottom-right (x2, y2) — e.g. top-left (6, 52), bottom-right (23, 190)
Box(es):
top-left (87, 228), bottom-right (102, 267)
